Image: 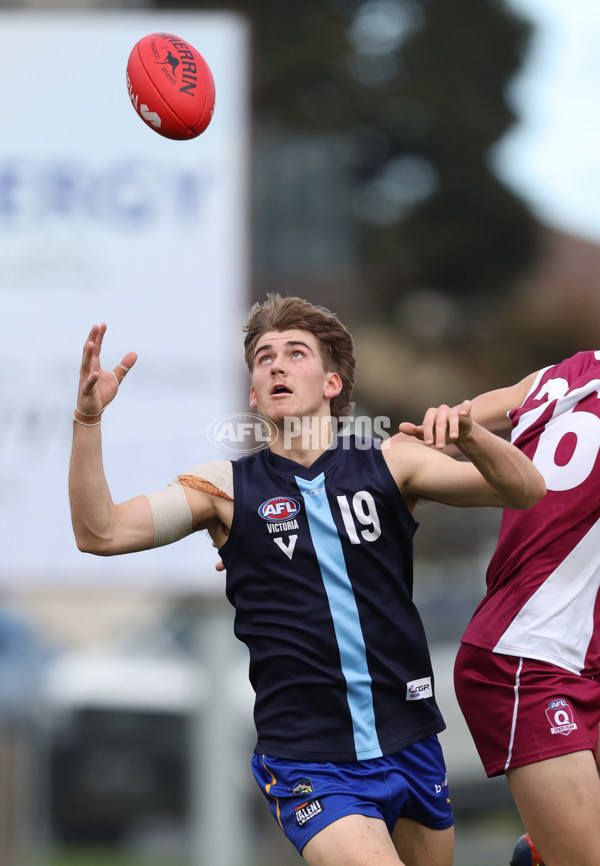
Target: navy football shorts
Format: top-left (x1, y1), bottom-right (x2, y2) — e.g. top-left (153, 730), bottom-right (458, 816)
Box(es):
top-left (251, 734), bottom-right (454, 853)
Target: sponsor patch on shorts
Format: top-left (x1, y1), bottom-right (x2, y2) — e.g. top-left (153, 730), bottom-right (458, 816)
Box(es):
top-left (295, 797), bottom-right (324, 826)
top-left (291, 776), bottom-right (314, 795)
top-left (545, 697), bottom-right (578, 736)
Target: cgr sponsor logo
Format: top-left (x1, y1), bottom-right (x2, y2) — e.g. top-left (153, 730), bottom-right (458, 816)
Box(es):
top-left (406, 676), bottom-right (433, 701)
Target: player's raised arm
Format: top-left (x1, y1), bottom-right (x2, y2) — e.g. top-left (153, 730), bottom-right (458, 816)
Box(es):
top-left (68, 323), bottom-right (155, 555)
top-left (69, 325), bottom-right (231, 558)
top-left (386, 400), bottom-right (546, 511)
top-left (69, 325), bottom-right (229, 557)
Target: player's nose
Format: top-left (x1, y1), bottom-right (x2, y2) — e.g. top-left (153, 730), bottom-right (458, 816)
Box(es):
top-left (270, 356), bottom-right (287, 375)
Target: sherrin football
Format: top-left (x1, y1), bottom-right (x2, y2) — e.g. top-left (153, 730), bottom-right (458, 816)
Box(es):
top-left (126, 32), bottom-right (215, 140)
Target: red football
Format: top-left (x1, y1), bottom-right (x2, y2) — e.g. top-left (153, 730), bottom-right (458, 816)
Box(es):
top-left (126, 32), bottom-right (215, 140)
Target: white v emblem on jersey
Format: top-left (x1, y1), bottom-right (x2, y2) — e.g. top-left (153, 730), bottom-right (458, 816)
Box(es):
top-left (273, 535), bottom-right (298, 560)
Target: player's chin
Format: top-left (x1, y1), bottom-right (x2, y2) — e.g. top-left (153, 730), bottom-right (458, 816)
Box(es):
top-left (263, 395), bottom-right (294, 414)
top-left (262, 405), bottom-right (289, 426)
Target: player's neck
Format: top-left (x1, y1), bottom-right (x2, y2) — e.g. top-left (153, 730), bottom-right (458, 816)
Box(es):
top-left (269, 417), bottom-right (336, 467)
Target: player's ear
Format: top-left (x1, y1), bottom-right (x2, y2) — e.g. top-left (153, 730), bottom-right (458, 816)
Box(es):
top-left (249, 385), bottom-right (258, 409)
top-left (324, 372), bottom-right (342, 400)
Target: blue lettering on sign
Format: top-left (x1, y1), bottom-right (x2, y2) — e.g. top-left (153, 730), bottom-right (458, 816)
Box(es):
top-left (0, 159), bottom-right (215, 231)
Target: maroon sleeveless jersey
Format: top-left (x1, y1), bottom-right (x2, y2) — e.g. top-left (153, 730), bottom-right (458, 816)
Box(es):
top-left (462, 351), bottom-right (600, 676)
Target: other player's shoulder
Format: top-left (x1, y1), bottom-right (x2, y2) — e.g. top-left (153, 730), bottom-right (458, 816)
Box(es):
top-left (542, 349), bottom-right (600, 383)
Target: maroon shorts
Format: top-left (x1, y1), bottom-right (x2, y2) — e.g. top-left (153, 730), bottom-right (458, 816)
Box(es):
top-left (454, 643), bottom-right (600, 777)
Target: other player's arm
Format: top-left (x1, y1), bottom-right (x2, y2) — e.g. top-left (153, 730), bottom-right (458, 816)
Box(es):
top-left (398, 371), bottom-right (539, 448)
top-left (384, 400), bottom-right (546, 511)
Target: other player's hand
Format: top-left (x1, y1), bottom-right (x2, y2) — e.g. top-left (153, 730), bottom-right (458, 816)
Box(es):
top-left (399, 400), bottom-right (474, 449)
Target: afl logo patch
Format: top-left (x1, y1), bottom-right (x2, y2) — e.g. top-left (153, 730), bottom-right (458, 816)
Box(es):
top-left (258, 496), bottom-right (301, 521)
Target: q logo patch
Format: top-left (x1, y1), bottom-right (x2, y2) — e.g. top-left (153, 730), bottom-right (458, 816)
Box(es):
top-left (545, 697), bottom-right (578, 736)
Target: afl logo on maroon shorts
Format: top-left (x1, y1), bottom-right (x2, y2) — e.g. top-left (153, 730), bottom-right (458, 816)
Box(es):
top-left (258, 496), bottom-right (301, 521)
top-left (545, 698), bottom-right (578, 736)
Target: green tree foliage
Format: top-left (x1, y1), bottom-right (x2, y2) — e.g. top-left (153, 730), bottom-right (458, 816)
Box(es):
top-left (387, 0), bottom-right (539, 307)
top-left (156, 0), bottom-right (538, 313)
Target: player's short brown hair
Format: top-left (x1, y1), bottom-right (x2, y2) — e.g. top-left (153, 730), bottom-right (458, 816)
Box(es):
top-left (243, 294), bottom-right (356, 424)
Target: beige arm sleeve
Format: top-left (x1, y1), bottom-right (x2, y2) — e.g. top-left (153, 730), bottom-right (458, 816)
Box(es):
top-left (145, 481), bottom-right (193, 548)
top-left (145, 461), bottom-right (233, 548)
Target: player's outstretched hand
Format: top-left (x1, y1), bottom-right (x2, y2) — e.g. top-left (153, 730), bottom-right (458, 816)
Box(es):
top-left (76, 323), bottom-right (138, 418)
top-left (399, 400), bottom-right (474, 450)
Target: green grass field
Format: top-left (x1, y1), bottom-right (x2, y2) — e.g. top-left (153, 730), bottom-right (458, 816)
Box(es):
top-left (30, 850), bottom-right (187, 866)
top-left (23, 807), bottom-right (523, 866)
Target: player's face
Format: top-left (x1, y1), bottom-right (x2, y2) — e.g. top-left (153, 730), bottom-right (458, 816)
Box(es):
top-left (249, 329), bottom-right (341, 425)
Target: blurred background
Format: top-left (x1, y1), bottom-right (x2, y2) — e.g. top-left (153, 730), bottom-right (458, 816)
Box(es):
top-left (1, 0), bottom-right (600, 864)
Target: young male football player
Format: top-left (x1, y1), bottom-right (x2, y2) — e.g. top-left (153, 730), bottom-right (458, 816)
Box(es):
top-left (69, 294), bottom-right (545, 866)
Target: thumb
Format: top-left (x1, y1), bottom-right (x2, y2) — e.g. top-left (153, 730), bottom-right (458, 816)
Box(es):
top-left (398, 421), bottom-right (424, 438)
top-left (111, 352), bottom-right (138, 387)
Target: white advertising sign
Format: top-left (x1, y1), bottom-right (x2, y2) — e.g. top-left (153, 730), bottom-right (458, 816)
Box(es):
top-left (0, 11), bottom-right (251, 590)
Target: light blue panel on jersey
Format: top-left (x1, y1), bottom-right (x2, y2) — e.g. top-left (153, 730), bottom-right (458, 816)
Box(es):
top-left (295, 472), bottom-right (383, 759)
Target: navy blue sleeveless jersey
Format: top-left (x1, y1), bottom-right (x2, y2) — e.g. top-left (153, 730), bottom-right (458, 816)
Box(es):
top-left (219, 437), bottom-right (445, 762)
